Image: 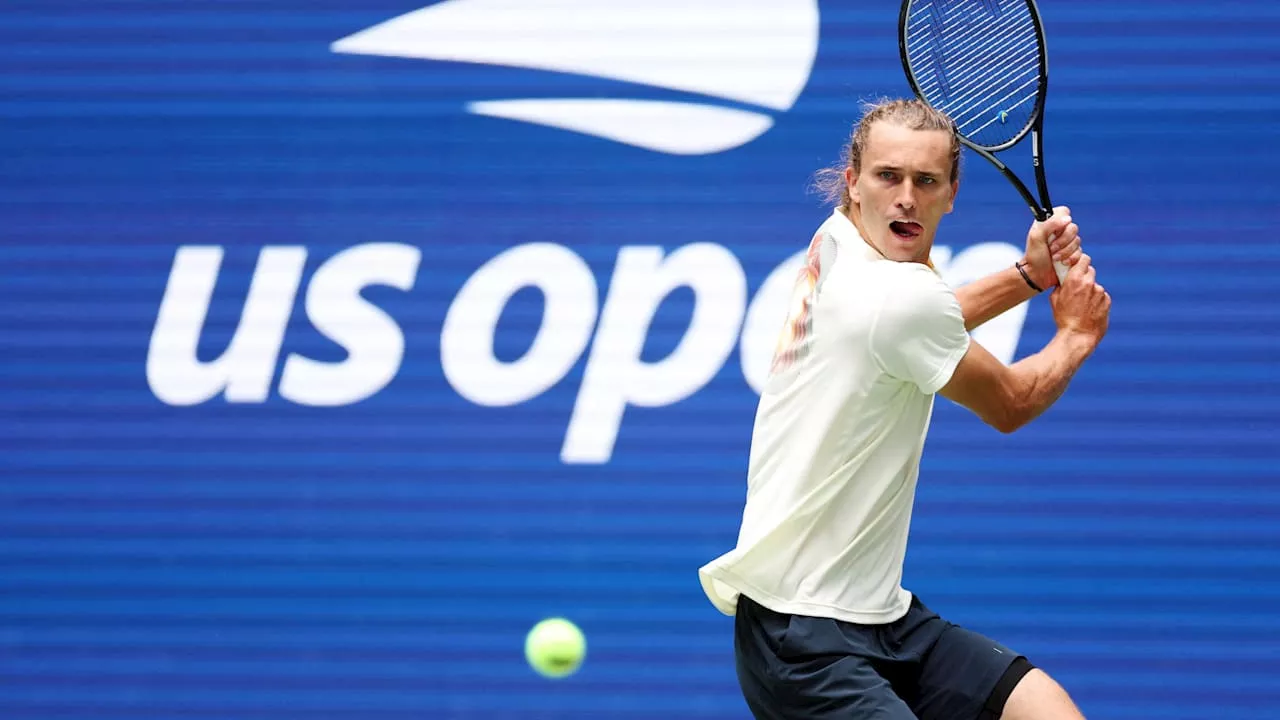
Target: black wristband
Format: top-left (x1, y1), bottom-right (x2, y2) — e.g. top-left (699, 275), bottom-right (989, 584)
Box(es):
top-left (1015, 261), bottom-right (1044, 293)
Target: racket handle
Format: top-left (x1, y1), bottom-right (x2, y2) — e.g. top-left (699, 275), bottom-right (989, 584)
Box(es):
top-left (1045, 226), bottom-right (1069, 286)
top-left (1039, 211), bottom-right (1069, 286)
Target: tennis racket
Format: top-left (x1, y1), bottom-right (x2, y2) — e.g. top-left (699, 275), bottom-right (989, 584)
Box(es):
top-left (899, 0), bottom-right (1067, 284)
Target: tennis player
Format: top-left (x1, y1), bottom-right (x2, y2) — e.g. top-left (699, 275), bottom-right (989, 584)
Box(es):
top-left (698, 98), bottom-right (1110, 720)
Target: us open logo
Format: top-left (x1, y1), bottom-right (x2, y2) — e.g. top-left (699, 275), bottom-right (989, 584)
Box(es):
top-left (329, 0), bottom-right (821, 155)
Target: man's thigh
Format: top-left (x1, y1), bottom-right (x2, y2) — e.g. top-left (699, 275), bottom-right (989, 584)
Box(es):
top-left (1001, 668), bottom-right (1086, 720)
top-left (740, 652), bottom-right (919, 720)
top-left (910, 622), bottom-right (1031, 720)
top-left (734, 596), bottom-right (917, 720)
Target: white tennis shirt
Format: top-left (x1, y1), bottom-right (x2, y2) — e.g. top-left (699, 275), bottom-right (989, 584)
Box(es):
top-left (699, 208), bottom-right (971, 624)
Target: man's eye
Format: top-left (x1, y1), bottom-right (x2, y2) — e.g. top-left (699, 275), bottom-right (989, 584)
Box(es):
top-left (879, 171), bottom-right (896, 180)
top-left (918, 176), bottom-right (936, 185)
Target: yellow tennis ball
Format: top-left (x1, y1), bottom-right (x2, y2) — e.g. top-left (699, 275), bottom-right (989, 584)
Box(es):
top-left (524, 617), bottom-right (586, 679)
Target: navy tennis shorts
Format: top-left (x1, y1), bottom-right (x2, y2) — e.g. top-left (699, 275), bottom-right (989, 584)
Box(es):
top-left (734, 594), bottom-right (1034, 720)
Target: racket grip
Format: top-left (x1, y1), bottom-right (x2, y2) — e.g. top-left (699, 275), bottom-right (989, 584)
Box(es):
top-left (1046, 230), bottom-right (1069, 286)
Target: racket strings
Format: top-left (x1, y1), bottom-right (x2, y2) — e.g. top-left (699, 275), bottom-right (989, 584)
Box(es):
top-left (918, 35), bottom-right (1035, 120)
top-left (903, 0), bottom-right (1042, 148)
top-left (907, 3), bottom-right (1036, 94)
top-left (919, 20), bottom-right (1033, 99)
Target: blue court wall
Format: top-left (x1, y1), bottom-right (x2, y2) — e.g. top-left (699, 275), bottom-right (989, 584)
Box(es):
top-left (2, 2), bottom-right (1278, 718)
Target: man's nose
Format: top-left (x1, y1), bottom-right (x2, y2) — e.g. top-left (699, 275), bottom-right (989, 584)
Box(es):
top-left (896, 184), bottom-right (917, 211)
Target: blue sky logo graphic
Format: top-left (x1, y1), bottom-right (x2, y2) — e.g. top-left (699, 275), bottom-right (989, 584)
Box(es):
top-left (331, 0), bottom-right (820, 155)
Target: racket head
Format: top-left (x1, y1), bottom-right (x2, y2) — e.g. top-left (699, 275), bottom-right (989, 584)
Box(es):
top-left (899, 0), bottom-right (1049, 152)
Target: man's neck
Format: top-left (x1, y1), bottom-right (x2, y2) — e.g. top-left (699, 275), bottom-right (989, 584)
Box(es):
top-left (842, 203), bottom-right (935, 270)
top-left (842, 203), bottom-right (880, 258)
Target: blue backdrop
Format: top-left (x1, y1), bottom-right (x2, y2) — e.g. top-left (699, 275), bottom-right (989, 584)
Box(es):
top-left (3, 1), bottom-right (1278, 718)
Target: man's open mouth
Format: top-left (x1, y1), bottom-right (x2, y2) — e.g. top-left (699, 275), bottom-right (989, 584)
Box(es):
top-left (890, 221), bottom-right (923, 239)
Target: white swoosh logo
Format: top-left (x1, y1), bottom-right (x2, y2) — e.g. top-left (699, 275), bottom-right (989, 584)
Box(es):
top-left (331, 0), bottom-right (820, 154)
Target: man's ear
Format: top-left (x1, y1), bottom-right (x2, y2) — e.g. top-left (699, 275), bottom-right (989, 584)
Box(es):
top-left (845, 167), bottom-right (860, 204)
top-left (945, 179), bottom-right (959, 214)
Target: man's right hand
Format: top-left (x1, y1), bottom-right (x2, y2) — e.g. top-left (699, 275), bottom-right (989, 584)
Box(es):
top-left (1050, 252), bottom-right (1111, 344)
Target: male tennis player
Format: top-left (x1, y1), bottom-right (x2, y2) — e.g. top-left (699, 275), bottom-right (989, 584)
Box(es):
top-left (699, 98), bottom-right (1110, 720)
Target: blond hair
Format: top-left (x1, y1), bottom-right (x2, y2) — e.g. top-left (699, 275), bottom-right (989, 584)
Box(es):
top-left (812, 98), bottom-right (961, 208)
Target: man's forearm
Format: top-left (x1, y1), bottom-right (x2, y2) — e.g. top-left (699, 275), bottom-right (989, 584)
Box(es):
top-left (955, 265), bottom-right (1039, 331)
top-left (1004, 330), bottom-right (1095, 430)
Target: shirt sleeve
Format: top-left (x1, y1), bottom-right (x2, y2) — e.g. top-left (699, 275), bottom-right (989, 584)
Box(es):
top-left (870, 267), bottom-right (971, 395)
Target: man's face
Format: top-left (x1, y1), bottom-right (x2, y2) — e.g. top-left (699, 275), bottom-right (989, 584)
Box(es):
top-left (846, 122), bottom-right (958, 264)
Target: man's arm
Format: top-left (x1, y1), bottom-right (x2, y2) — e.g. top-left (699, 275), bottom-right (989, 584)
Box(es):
top-left (940, 253), bottom-right (1110, 433)
top-left (939, 331), bottom-right (1094, 433)
top-left (954, 266), bottom-right (1038, 332)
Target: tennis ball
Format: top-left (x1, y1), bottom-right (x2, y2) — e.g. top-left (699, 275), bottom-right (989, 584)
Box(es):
top-left (524, 617), bottom-right (586, 679)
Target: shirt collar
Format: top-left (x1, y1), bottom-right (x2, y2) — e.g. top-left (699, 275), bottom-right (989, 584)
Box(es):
top-left (826, 206), bottom-right (885, 262)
